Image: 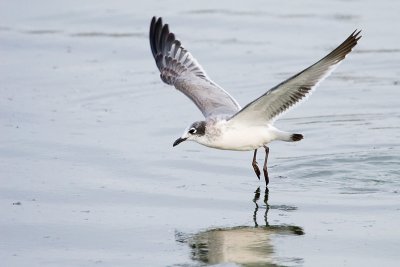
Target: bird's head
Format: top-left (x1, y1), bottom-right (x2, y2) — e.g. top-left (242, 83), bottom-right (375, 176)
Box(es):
top-left (173, 120), bottom-right (206, 147)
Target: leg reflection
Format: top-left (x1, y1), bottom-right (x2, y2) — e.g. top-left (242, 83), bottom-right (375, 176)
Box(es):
top-left (252, 187), bottom-right (260, 227)
top-left (176, 186), bottom-right (304, 266)
top-left (253, 187), bottom-right (270, 227)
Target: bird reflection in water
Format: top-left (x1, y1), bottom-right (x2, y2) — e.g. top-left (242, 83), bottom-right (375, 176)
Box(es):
top-left (176, 187), bottom-right (304, 266)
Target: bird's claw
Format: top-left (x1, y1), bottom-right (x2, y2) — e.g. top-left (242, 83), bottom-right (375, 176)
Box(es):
top-left (263, 168), bottom-right (269, 185)
top-left (252, 161), bottom-right (261, 180)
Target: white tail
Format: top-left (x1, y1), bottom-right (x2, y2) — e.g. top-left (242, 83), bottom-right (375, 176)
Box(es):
top-left (274, 130), bottom-right (303, 142)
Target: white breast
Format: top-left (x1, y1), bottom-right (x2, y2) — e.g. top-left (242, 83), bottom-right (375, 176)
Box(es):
top-left (198, 120), bottom-right (278, 151)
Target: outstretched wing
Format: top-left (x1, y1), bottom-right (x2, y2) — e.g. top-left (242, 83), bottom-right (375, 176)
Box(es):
top-left (228, 30), bottom-right (362, 126)
top-left (149, 17), bottom-right (241, 118)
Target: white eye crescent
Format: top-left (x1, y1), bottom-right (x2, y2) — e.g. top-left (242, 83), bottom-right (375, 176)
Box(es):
top-left (188, 128), bottom-right (197, 134)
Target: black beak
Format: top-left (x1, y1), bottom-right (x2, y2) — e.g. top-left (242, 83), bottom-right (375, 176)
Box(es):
top-left (173, 137), bottom-right (187, 147)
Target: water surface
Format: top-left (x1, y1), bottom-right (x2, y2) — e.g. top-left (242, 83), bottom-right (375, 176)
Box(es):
top-left (1, 0), bottom-right (399, 266)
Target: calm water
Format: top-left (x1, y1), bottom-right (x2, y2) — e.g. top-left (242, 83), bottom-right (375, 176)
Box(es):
top-left (1, 0), bottom-right (399, 266)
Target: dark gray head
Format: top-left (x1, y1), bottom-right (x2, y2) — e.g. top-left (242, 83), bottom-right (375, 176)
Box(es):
top-left (173, 121), bottom-right (206, 147)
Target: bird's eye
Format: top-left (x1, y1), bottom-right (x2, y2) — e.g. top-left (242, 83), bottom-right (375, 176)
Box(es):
top-left (188, 128), bottom-right (196, 134)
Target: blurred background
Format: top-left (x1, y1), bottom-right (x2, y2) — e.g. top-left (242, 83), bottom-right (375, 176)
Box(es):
top-left (1, 0), bottom-right (399, 266)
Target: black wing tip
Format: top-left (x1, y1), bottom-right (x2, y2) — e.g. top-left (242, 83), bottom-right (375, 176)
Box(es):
top-left (151, 16), bottom-right (162, 25)
top-left (343, 29), bottom-right (362, 53)
top-left (350, 29), bottom-right (362, 42)
top-left (150, 16), bottom-right (164, 35)
top-left (150, 16), bottom-right (175, 64)
top-left (325, 28), bottom-right (362, 62)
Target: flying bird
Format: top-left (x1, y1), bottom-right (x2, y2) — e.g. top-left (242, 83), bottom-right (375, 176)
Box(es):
top-left (149, 16), bottom-right (361, 185)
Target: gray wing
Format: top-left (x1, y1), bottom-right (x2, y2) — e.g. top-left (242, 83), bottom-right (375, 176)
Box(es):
top-left (149, 17), bottom-right (241, 118)
top-left (228, 30), bottom-right (362, 126)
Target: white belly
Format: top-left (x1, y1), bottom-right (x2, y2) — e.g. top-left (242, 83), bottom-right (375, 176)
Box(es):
top-left (200, 124), bottom-right (277, 151)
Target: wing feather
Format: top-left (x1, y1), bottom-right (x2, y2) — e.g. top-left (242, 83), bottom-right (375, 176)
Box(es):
top-left (229, 30), bottom-right (362, 125)
top-left (149, 16), bottom-right (241, 118)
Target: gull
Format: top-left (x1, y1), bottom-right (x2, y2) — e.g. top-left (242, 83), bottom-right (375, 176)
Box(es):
top-left (149, 16), bottom-right (361, 185)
